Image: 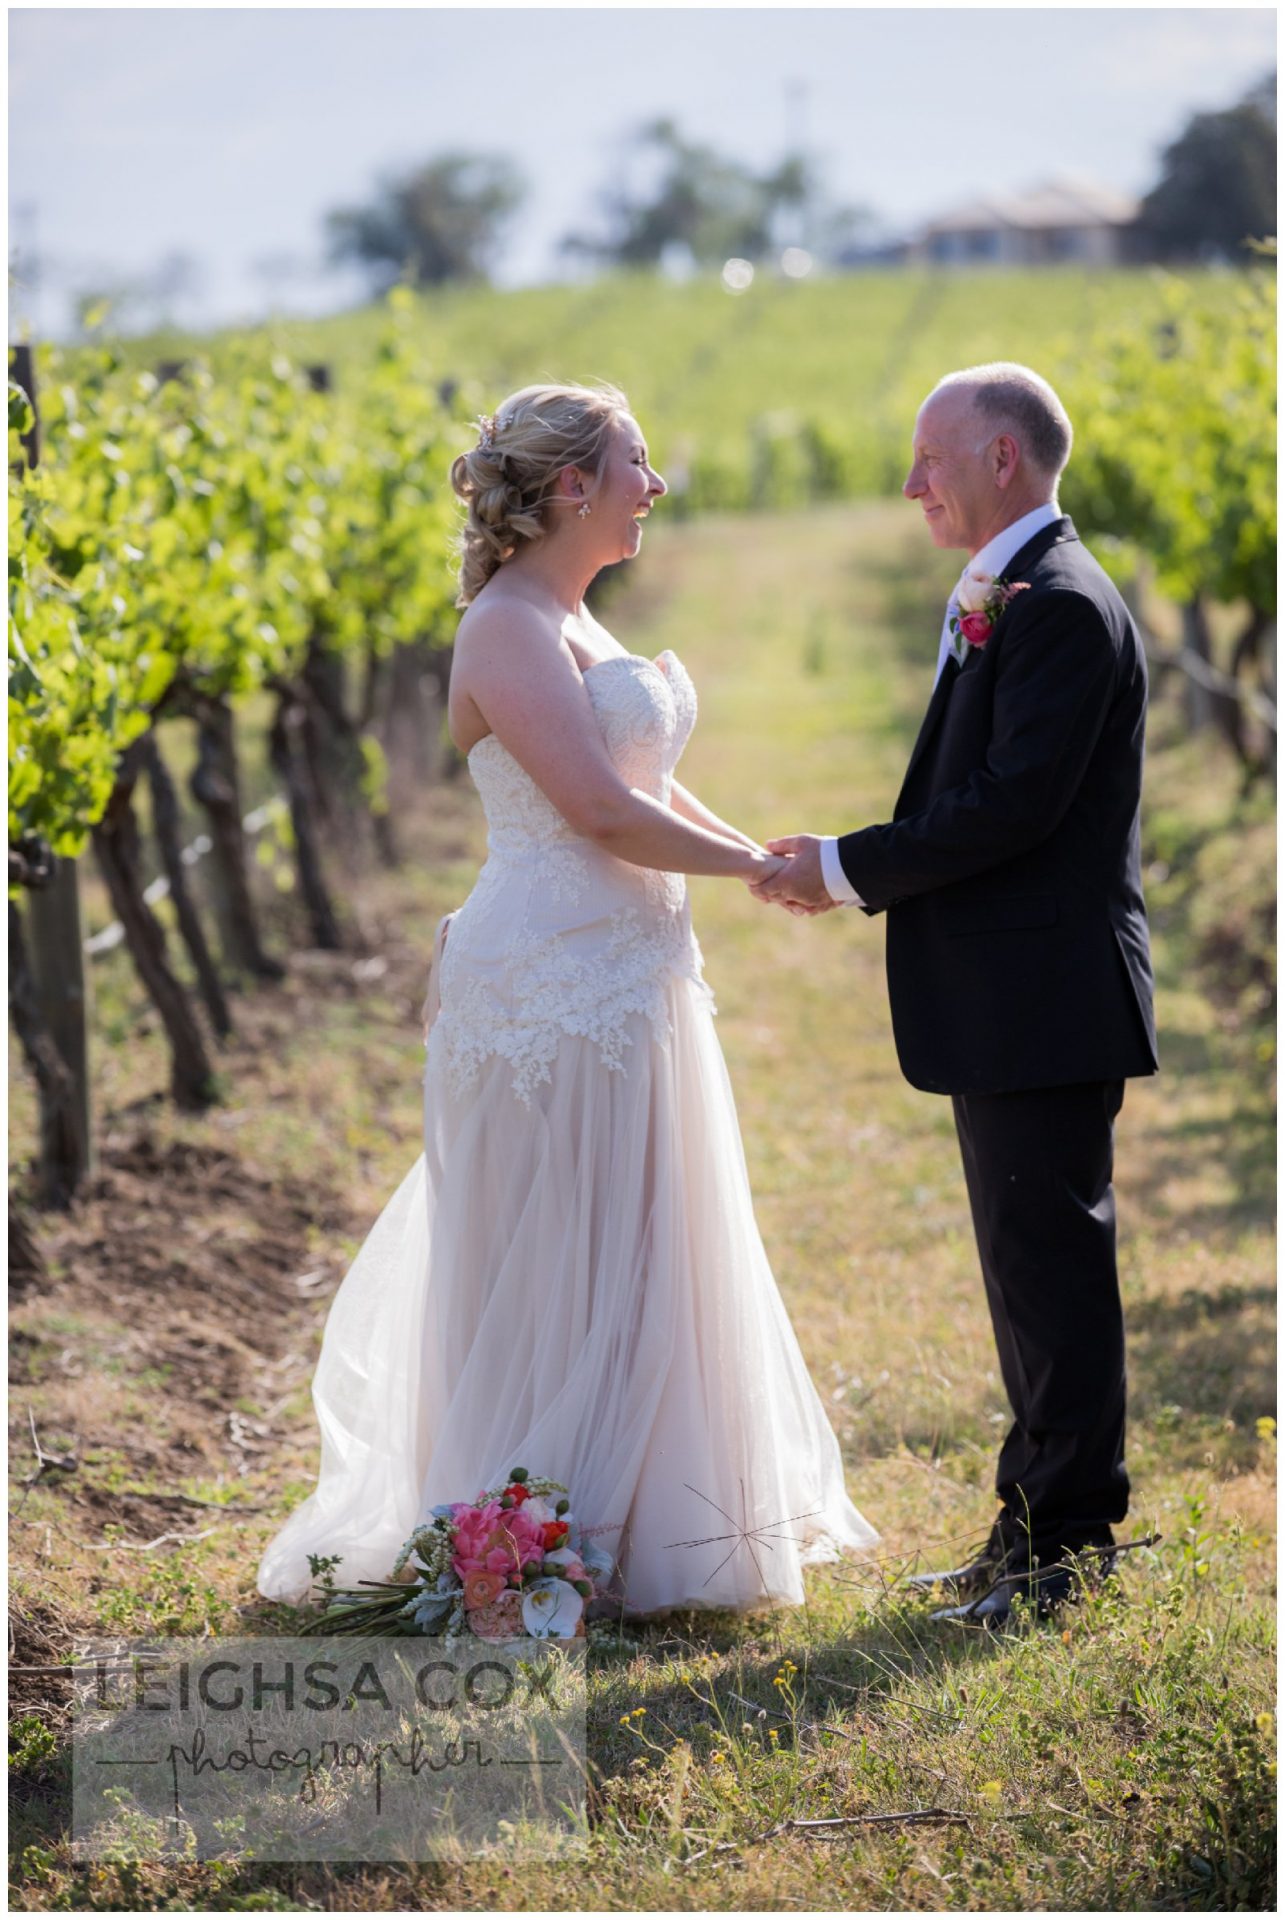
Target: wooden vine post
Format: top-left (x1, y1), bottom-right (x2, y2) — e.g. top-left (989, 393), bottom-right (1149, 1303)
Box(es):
top-left (140, 732), bottom-right (233, 1039)
top-left (189, 691), bottom-right (285, 982)
top-left (91, 735), bottom-right (218, 1111)
top-left (24, 859), bottom-right (94, 1192)
top-left (8, 341), bottom-right (94, 1203)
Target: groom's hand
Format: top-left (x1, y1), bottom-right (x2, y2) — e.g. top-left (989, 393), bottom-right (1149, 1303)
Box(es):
top-left (749, 834), bottom-right (834, 912)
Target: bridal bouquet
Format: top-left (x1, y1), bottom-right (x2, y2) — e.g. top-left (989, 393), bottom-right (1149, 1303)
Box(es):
top-left (303, 1467), bottom-right (617, 1642)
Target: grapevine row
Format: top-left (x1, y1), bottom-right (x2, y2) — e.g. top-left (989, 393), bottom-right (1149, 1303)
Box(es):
top-left (8, 268), bottom-right (1276, 1210)
top-left (9, 288), bottom-right (465, 1205)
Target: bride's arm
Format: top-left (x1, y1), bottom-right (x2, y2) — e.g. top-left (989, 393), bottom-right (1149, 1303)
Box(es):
top-left (457, 606), bottom-right (782, 883)
top-left (669, 779), bottom-right (762, 853)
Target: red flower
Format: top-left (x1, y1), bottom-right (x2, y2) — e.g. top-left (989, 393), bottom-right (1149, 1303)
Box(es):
top-left (959, 612), bottom-right (993, 647)
top-left (541, 1519), bottom-right (569, 1549)
top-left (506, 1482), bottom-right (531, 1505)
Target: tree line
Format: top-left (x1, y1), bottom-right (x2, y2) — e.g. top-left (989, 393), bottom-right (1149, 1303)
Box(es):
top-left (326, 73), bottom-right (1275, 290)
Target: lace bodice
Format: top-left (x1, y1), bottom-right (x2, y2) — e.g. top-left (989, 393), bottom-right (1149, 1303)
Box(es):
top-left (431, 649), bottom-right (714, 1104)
top-left (465, 648), bottom-right (697, 838)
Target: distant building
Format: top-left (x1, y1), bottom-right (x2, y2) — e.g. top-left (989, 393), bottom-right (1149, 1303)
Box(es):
top-left (907, 178), bottom-right (1141, 268)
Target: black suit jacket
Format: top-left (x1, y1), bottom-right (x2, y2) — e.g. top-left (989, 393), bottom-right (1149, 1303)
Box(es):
top-left (837, 516), bottom-right (1158, 1095)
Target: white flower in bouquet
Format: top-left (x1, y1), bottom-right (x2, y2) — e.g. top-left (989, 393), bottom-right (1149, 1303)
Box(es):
top-left (521, 1577), bottom-right (585, 1638)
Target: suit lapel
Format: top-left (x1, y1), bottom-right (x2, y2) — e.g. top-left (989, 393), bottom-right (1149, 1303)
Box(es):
top-left (902, 653), bottom-right (961, 794)
top-left (897, 518), bottom-right (1077, 802)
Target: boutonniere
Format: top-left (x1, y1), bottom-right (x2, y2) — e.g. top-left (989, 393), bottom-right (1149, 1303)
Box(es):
top-left (948, 570), bottom-right (1030, 665)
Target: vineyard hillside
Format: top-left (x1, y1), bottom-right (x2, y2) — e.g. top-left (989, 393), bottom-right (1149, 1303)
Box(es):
top-left (108, 265), bottom-right (1247, 503)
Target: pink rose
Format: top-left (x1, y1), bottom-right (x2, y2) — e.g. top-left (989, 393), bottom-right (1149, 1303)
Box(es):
top-left (449, 1499), bottom-right (501, 1574)
top-left (451, 1499), bottom-right (546, 1582)
top-left (487, 1510), bottom-right (546, 1566)
top-left (468, 1588), bottom-right (526, 1641)
top-left (959, 612), bottom-right (993, 647)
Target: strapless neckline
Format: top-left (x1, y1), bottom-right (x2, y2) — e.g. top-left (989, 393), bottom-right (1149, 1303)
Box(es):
top-left (466, 650), bottom-right (680, 759)
top-left (583, 648), bottom-right (677, 676)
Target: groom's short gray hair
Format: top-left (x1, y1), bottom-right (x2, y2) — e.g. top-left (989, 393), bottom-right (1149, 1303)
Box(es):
top-left (933, 362), bottom-right (1073, 479)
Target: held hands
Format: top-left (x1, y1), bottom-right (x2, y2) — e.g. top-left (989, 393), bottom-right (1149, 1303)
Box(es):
top-left (745, 834), bottom-right (836, 915)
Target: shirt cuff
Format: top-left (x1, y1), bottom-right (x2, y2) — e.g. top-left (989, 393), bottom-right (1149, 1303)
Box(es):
top-left (820, 836), bottom-right (863, 907)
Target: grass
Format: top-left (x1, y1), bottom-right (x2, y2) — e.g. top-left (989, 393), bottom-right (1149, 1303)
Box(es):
top-left (8, 503), bottom-right (1275, 1909)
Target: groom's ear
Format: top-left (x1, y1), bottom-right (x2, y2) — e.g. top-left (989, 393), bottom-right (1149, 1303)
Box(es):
top-left (993, 433), bottom-right (1022, 490)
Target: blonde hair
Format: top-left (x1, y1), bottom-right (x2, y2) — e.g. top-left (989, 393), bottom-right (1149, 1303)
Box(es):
top-left (449, 381), bottom-right (630, 605)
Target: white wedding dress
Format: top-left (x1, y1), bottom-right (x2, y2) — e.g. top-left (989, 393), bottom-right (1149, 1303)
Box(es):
top-left (257, 648), bottom-right (877, 1614)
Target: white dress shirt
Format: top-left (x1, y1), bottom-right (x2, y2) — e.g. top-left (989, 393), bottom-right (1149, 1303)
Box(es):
top-left (819, 500), bottom-right (1061, 908)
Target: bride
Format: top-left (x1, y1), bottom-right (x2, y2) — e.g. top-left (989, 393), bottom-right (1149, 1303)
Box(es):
top-left (257, 381), bottom-right (877, 1618)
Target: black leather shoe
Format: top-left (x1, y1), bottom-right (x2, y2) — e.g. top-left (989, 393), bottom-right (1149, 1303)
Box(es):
top-left (929, 1549), bottom-right (1119, 1630)
top-left (905, 1523), bottom-right (1015, 1601)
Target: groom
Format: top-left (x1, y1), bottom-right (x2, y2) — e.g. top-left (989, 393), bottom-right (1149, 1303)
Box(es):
top-left (754, 362), bottom-right (1158, 1626)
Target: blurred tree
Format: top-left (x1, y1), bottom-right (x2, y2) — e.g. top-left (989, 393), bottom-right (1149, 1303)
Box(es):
top-left (1138, 71), bottom-right (1276, 261)
top-left (563, 120), bottom-right (767, 268)
top-left (563, 121), bottom-right (859, 269)
top-left (325, 154), bottom-right (526, 288)
top-left (760, 151), bottom-right (814, 250)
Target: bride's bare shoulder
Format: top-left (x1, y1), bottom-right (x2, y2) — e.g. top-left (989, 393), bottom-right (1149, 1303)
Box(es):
top-left (449, 588), bottom-right (591, 752)
top-left (454, 587), bottom-right (567, 685)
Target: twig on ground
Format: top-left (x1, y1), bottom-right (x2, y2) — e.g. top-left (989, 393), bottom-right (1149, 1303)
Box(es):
top-left (681, 1799), bottom-right (1102, 1867)
top-left (800, 1719), bottom-right (867, 1745)
top-left (13, 1410), bottom-right (78, 1516)
top-left (119, 1490), bottom-right (265, 1514)
top-left (938, 1533), bottom-right (1164, 1622)
top-left (792, 1810), bottom-right (971, 1831)
top-left (680, 1807), bottom-right (973, 1866)
top-left (87, 1525), bottom-right (219, 1553)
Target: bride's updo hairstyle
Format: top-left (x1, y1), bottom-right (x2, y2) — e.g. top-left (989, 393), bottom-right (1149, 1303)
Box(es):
top-left (449, 381), bottom-right (630, 606)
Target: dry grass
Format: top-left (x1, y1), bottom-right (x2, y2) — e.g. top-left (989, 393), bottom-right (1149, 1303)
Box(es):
top-left (8, 504), bottom-right (1275, 1910)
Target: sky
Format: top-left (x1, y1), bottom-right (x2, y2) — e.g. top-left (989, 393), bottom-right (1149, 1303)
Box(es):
top-left (8, 4), bottom-right (1277, 340)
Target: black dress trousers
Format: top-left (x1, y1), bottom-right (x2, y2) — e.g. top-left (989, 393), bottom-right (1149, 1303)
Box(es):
top-left (950, 1078), bottom-right (1130, 1559)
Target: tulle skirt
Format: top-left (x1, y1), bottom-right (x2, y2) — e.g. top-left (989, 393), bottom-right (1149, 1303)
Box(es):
top-left (256, 974), bottom-right (877, 1613)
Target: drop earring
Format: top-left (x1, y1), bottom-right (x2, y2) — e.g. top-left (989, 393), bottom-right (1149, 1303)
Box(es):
top-left (577, 500), bottom-right (592, 519)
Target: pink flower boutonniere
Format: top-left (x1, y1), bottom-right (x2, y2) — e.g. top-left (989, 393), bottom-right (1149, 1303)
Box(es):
top-left (949, 570), bottom-right (1030, 664)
